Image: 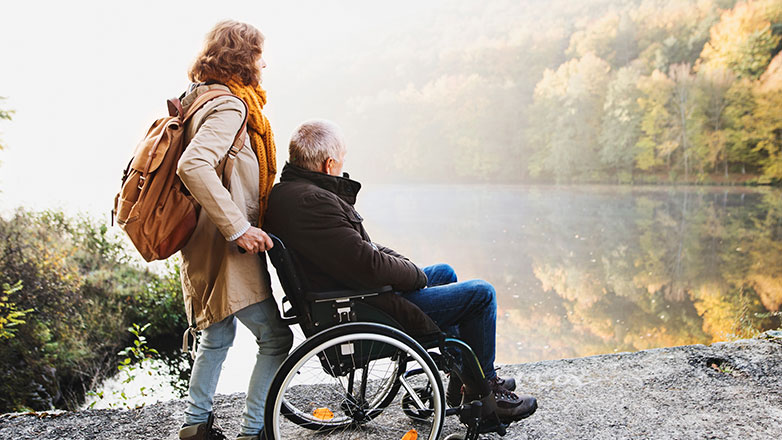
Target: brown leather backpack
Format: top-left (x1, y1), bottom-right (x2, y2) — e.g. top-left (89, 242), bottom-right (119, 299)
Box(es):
top-left (113, 90), bottom-right (247, 261)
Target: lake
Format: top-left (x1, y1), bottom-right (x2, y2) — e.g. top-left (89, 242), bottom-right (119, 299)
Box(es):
top-left (87, 184), bottom-right (782, 407)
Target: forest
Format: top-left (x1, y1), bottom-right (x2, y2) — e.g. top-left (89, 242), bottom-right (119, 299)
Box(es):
top-left (339, 0), bottom-right (782, 184)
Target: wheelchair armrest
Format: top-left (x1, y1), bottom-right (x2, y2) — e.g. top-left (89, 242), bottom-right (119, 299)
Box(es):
top-left (280, 316), bottom-right (299, 325)
top-left (283, 306), bottom-right (297, 318)
top-left (306, 285), bottom-right (393, 303)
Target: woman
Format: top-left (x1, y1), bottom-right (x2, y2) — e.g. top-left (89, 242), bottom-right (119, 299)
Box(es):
top-left (175, 20), bottom-right (292, 440)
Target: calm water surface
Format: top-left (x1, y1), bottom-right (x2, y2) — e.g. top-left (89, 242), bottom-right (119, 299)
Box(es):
top-left (89, 184), bottom-right (782, 405)
top-left (360, 184), bottom-right (781, 364)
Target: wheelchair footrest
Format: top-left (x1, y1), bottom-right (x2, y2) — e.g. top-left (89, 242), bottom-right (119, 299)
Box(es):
top-left (458, 394), bottom-right (497, 423)
top-left (476, 419), bottom-right (508, 436)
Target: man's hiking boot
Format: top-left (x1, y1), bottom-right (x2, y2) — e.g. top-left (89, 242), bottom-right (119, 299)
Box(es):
top-left (488, 378), bottom-right (537, 423)
top-left (178, 413), bottom-right (226, 440)
top-left (446, 372), bottom-right (518, 407)
top-left (490, 375), bottom-right (516, 392)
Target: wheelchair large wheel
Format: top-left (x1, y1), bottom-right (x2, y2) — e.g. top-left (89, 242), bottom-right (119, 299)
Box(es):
top-left (277, 328), bottom-right (407, 430)
top-left (265, 322), bottom-right (445, 439)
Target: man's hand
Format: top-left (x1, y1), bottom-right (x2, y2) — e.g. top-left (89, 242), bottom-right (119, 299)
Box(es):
top-left (235, 226), bottom-right (274, 254)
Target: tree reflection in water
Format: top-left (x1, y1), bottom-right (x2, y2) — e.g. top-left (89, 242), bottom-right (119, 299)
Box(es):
top-left (359, 184), bottom-right (782, 364)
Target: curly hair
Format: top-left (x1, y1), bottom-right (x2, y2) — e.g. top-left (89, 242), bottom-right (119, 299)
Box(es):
top-left (189, 20), bottom-right (264, 86)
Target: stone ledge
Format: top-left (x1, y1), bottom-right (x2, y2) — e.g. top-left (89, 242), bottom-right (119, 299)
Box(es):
top-left (1, 337), bottom-right (780, 439)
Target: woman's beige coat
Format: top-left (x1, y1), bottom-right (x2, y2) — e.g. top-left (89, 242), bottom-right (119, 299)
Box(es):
top-left (177, 83), bottom-right (272, 330)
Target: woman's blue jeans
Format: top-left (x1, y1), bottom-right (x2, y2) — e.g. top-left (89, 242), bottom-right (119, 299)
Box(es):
top-left (184, 297), bottom-right (293, 436)
top-left (402, 264), bottom-right (498, 380)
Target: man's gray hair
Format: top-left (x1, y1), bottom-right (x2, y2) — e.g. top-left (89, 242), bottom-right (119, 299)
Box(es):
top-left (289, 119), bottom-right (346, 172)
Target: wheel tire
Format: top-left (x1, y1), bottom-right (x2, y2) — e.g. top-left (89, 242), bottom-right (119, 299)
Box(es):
top-left (280, 332), bottom-right (406, 430)
top-left (265, 322), bottom-right (445, 440)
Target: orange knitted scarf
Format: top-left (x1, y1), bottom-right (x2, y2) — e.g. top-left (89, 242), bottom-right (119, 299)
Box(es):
top-left (225, 78), bottom-right (276, 226)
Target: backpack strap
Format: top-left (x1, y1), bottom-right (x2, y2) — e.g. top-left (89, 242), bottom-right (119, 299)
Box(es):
top-left (216, 123), bottom-right (247, 190)
top-left (180, 89), bottom-right (249, 190)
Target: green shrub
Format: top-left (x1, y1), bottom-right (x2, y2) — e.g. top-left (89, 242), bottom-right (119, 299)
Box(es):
top-left (0, 281), bottom-right (30, 339)
top-left (0, 209), bottom-right (186, 412)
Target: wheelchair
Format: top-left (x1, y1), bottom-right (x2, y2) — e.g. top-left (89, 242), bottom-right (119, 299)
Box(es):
top-left (262, 234), bottom-right (516, 440)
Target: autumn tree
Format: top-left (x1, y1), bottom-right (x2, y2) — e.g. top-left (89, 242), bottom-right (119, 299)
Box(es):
top-left (599, 65), bottom-right (643, 180)
top-left (723, 78), bottom-right (763, 174)
top-left (567, 10), bottom-right (640, 69)
top-left (694, 67), bottom-right (736, 176)
top-left (633, 0), bottom-right (730, 73)
top-left (669, 63), bottom-right (700, 179)
top-left (528, 53), bottom-right (611, 181)
top-left (636, 70), bottom-right (675, 172)
top-left (754, 52), bottom-right (782, 181)
top-left (699, 0), bottom-right (782, 79)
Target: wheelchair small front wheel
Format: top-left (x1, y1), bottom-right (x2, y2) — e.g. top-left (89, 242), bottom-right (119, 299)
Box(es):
top-left (265, 322), bottom-right (445, 440)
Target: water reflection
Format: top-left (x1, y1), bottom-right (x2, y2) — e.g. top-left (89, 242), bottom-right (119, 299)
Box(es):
top-left (92, 184), bottom-right (781, 402)
top-left (358, 184), bottom-right (781, 364)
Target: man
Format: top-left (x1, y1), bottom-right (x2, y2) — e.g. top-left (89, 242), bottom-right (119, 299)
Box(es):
top-left (263, 119), bottom-right (537, 422)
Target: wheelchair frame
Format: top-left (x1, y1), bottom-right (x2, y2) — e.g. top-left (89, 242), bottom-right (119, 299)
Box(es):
top-left (263, 233), bottom-right (509, 440)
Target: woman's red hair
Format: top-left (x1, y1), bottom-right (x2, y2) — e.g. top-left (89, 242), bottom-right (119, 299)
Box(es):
top-left (189, 20), bottom-right (264, 86)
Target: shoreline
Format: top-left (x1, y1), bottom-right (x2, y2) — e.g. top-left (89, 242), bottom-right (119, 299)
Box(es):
top-left (1, 334), bottom-right (780, 439)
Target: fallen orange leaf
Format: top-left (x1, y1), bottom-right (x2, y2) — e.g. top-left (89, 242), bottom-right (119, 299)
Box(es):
top-left (312, 407), bottom-right (334, 420)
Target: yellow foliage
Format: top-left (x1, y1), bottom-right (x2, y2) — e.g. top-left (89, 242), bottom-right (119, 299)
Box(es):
top-left (700, 0), bottom-right (782, 78)
top-left (693, 285), bottom-right (733, 341)
top-left (533, 264), bottom-right (604, 307)
top-left (636, 69), bottom-right (677, 170)
top-left (749, 275), bottom-right (782, 312)
top-left (753, 52), bottom-right (782, 180)
top-left (692, 284), bottom-right (761, 341)
top-left (757, 51), bottom-right (782, 92)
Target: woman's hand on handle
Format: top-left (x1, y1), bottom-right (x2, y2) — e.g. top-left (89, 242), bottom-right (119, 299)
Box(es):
top-left (235, 226), bottom-right (274, 254)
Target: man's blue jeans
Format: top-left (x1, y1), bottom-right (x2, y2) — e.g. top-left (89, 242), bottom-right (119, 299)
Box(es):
top-left (184, 297), bottom-right (293, 436)
top-left (402, 264), bottom-right (498, 380)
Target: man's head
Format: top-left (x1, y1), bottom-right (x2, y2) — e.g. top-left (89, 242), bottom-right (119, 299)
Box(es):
top-left (289, 119), bottom-right (347, 176)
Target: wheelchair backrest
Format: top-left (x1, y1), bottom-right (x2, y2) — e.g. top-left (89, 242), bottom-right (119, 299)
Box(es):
top-left (266, 233), bottom-right (310, 324)
top-left (266, 233), bottom-right (405, 337)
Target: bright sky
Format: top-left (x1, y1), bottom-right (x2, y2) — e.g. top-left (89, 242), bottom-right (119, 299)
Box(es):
top-left (0, 0), bottom-right (452, 217)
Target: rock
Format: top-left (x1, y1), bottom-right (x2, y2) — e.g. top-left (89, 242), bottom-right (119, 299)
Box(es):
top-left (1, 338), bottom-right (780, 439)
top-left (760, 330), bottom-right (782, 340)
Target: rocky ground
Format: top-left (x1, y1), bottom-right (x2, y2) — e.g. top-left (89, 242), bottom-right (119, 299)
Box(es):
top-left (1, 334), bottom-right (780, 440)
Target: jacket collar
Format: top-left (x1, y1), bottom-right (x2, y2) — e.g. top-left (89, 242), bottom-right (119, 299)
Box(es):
top-left (280, 162), bottom-right (362, 205)
top-left (181, 83), bottom-right (230, 109)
